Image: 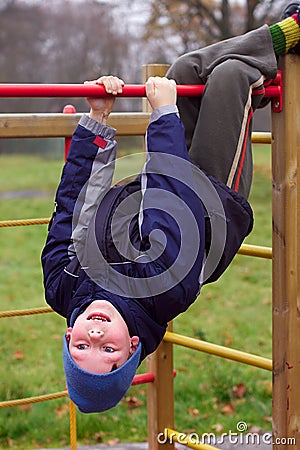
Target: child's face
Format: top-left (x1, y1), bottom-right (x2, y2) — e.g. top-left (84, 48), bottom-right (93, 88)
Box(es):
top-left (66, 300), bottom-right (139, 374)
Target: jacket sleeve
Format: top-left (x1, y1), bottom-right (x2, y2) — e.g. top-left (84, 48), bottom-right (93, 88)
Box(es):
top-left (41, 115), bottom-right (117, 317)
top-left (136, 107), bottom-right (205, 293)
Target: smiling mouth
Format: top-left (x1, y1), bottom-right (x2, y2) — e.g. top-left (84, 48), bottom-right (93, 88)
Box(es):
top-left (87, 312), bottom-right (111, 322)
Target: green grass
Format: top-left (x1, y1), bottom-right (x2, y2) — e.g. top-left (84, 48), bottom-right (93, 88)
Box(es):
top-left (0, 144), bottom-right (272, 449)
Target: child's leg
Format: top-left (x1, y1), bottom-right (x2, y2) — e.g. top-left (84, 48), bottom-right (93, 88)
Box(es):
top-left (167, 25), bottom-right (278, 91)
top-left (188, 59), bottom-right (264, 199)
top-left (166, 29), bottom-right (275, 198)
top-left (167, 11), bottom-right (300, 86)
top-left (167, 16), bottom-right (300, 198)
top-left (168, 58), bottom-right (264, 198)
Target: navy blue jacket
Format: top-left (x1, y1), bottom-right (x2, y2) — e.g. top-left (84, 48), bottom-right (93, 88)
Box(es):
top-left (42, 107), bottom-right (253, 362)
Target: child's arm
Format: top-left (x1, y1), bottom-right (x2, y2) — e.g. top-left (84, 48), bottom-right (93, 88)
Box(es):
top-left (41, 76), bottom-right (123, 317)
top-left (135, 77), bottom-right (205, 304)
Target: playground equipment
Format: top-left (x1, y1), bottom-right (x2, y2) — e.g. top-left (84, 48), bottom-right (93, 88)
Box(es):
top-left (0, 58), bottom-right (299, 449)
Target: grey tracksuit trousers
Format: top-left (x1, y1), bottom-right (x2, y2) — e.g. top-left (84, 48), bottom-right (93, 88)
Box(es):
top-left (166, 25), bottom-right (278, 199)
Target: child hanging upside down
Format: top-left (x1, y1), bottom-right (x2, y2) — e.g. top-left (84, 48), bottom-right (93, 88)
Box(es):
top-left (42, 3), bottom-right (300, 413)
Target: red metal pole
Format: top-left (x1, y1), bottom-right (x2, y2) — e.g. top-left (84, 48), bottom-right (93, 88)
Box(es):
top-left (0, 83), bottom-right (203, 98)
top-left (63, 104), bottom-right (76, 160)
top-left (0, 83), bottom-right (279, 98)
top-left (131, 370), bottom-right (176, 386)
top-left (132, 372), bottom-right (155, 386)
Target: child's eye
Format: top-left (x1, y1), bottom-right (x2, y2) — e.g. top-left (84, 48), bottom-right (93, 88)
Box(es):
top-left (104, 347), bottom-right (115, 353)
top-left (77, 344), bottom-right (88, 350)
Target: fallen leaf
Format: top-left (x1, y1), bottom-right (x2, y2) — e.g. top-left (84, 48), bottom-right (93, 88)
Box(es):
top-left (262, 298), bottom-right (271, 305)
top-left (7, 438), bottom-right (14, 447)
top-left (188, 408), bottom-right (199, 417)
top-left (13, 351), bottom-right (24, 360)
top-left (125, 396), bottom-right (144, 408)
top-left (212, 397), bottom-right (219, 410)
top-left (212, 423), bottom-right (224, 433)
top-left (224, 331), bottom-right (232, 346)
top-left (221, 403), bottom-right (235, 416)
top-left (263, 380), bottom-right (272, 395)
top-left (19, 404), bottom-right (32, 412)
top-left (232, 383), bottom-right (247, 398)
top-left (93, 432), bottom-right (103, 442)
top-left (55, 403), bottom-right (69, 418)
top-left (249, 425), bottom-right (262, 434)
top-left (107, 438), bottom-right (120, 446)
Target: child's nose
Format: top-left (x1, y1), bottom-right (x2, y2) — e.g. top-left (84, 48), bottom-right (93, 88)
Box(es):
top-left (88, 329), bottom-right (104, 339)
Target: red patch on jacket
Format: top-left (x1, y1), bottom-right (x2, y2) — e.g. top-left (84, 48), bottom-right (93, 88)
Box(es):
top-left (93, 136), bottom-right (107, 149)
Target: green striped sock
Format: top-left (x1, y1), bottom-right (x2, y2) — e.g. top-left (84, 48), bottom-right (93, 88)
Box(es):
top-left (270, 15), bottom-right (300, 55)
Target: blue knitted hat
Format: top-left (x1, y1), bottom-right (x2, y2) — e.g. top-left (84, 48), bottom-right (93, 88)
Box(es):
top-left (62, 335), bottom-right (142, 413)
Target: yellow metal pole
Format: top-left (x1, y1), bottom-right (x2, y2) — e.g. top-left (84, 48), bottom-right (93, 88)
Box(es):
top-left (238, 243), bottom-right (272, 259)
top-left (0, 306), bottom-right (53, 318)
top-left (0, 391), bottom-right (67, 408)
top-left (164, 331), bottom-right (272, 371)
top-left (165, 429), bottom-right (219, 450)
top-left (69, 399), bottom-right (77, 450)
top-left (251, 132), bottom-right (272, 144)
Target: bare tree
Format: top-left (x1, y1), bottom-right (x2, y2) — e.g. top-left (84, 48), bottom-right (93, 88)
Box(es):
top-left (0, 0), bottom-right (131, 113)
top-left (0, 0), bottom-right (135, 154)
top-left (142, 0), bottom-right (287, 61)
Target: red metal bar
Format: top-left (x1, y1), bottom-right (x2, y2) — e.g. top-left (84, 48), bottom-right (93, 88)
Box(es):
top-left (0, 82), bottom-right (279, 98)
top-left (63, 104), bottom-right (76, 160)
top-left (131, 372), bottom-right (155, 385)
top-left (131, 370), bottom-right (176, 386)
top-left (0, 83), bottom-right (203, 98)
